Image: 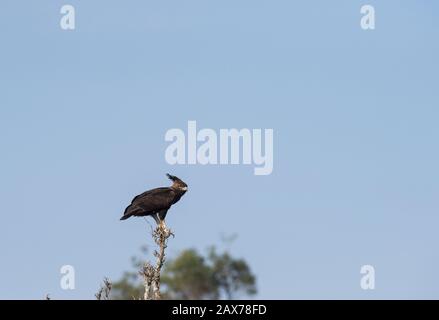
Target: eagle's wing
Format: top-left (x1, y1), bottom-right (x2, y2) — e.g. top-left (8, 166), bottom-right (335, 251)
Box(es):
top-left (123, 187), bottom-right (175, 217)
top-left (130, 187), bottom-right (168, 204)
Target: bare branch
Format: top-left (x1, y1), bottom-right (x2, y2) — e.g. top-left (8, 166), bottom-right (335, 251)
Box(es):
top-left (139, 224), bottom-right (174, 300)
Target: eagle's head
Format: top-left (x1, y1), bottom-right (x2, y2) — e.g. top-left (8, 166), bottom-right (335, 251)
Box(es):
top-left (167, 173), bottom-right (188, 193)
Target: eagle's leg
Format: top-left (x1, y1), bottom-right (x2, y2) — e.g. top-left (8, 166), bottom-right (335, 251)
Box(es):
top-left (150, 213), bottom-right (158, 224)
top-left (156, 210), bottom-right (169, 233)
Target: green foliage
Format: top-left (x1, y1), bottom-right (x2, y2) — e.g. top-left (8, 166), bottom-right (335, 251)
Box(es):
top-left (111, 245), bottom-right (257, 300)
top-left (208, 247), bottom-right (257, 299)
top-left (111, 271), bottom-right (143, 300)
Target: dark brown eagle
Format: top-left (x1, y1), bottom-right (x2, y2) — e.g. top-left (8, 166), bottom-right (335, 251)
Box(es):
top-left (120, 174), bottom-right (188, 228)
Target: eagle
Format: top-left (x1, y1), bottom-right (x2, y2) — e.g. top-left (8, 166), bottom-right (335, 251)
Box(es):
top-left (120, 174), bottom-right (188, 229)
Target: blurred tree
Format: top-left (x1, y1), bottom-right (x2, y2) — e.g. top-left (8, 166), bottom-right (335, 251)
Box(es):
top-left (208, 246), bottom-right (257, 299)
top-left (111, 245), bottom-right (257, 300)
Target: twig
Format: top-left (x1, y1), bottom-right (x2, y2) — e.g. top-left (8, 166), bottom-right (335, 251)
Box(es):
top-left (139, 262), bottom-right (155, 300)
top-left (95, 277), bottom-right (112, 300)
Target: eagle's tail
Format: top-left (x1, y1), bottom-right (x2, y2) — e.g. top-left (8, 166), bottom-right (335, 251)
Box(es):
top-left (120, 214), bottom-right (131, 220)
top-left (121, 204), bottom-right (137, 221)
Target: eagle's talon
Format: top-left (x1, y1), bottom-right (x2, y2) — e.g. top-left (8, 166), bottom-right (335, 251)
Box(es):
top-left (157, 221), bottom-right (172, 237)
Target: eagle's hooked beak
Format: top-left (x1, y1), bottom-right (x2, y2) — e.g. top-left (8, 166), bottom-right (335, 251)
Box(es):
top-left (181, 186), bottom-right (188, 191)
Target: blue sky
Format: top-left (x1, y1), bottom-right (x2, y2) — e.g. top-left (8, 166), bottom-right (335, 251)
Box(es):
top-left (0, 0), bottom-right (438, 299)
